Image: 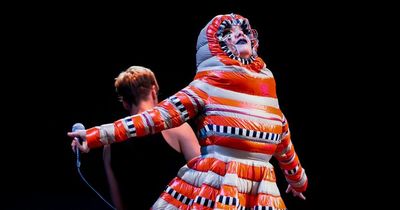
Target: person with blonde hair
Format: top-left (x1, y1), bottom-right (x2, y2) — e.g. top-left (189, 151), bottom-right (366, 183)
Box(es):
top-left (74, 66), bottom-right (200, 209)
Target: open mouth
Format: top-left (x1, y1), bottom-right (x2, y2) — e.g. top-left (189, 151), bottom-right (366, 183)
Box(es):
top-left (236, 39), bottom-right (248, 45)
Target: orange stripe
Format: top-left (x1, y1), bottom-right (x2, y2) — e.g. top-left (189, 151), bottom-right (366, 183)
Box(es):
top-left (114, 120), bottom-right (128, 142)
top-left (187, 85), bottom-right (209, 103)
top-left (225, 161), bottom-right (276, 182)
top-left (146, 108), bottom-right (166, 133)
top-left (175, 92), bottom-right (197, 118)
top-left (159, 100), bottom-right (184, 127)
top-left (237, 192), bottom-right (286, 208)
top-left (279, 153), bottom-right (298, 170)
top-left (293, 179), bottom-right (308, 192)
top-left (207, 96), bottom-right (283, 118)
top-left (200, 136), bottom-right (278, 154)
top-left (131, 115), bottom-right (147, 137)
top-left (86, 127), bottom-right (102, 148)
top-left (169, 177), bottom-right (201, 199)
top-left (195, 70), bottom-right (277, 97)
top-left (285, 166), bottom-right (303, 181)
top-left (188, 157), bottom-right (276, 182)
top-left (187, 157), bottom-right (227, 176)
top-left (274, 135), bottom-right (291, 155)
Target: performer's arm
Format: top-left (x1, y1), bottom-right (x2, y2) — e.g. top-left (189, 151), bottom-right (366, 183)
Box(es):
top-left (79, 85), bottom-right (206, 150)
top-left (103, 145), bottom-right (124, 210)
top-left (273, 115), bottom-right (308, 195)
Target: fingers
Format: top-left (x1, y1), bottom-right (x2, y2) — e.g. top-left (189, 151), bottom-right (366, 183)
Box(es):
top-left (67, 132), bottom-right (79, 138)
top-left (71, 140), bottom-right (76, 153)
top-left (286, 185), bottom-right (292, 193)
top-left (71, 139), bottom-right (81, 153)
top-left (298, 193), bottom-right (306, 200)
top-left (286, 184), bottom-right (306, 200)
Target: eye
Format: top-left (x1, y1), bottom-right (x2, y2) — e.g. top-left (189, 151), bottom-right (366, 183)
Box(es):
top-left (222, 28), bottom-right (231, 37)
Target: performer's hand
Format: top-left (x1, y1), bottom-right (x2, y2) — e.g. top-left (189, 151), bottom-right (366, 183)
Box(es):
top-left (286, 184), bottom-right (306, 200)
top-left (68, 131), bottom-right (90, 153)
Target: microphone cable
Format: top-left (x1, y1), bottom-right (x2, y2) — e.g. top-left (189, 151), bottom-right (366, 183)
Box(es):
top-left (76, 152), bottom-right (116, 210)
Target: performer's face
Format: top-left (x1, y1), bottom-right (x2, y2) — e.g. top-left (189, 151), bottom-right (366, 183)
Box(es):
top-left (223, 25), bottom-right (252, 58)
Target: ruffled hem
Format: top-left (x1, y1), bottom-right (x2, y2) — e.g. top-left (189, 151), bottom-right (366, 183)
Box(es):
top-left (151, 156), bottom-right (287, 210)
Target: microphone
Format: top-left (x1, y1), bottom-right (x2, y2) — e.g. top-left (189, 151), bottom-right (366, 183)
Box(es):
top-left (72, 123), bottom-right (117, 210)
top-left (72, 123), bottom-right (85, 168)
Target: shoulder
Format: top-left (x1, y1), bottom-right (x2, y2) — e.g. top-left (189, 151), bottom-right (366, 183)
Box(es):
top-left (164, 123), bottom-right (195, 138)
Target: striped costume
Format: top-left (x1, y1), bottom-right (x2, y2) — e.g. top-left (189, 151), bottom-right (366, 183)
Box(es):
top-left (85, 14), bottom-right (307, 209)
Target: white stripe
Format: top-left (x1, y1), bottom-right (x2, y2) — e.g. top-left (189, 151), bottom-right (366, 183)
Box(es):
top-left (200, 197), bottom-right (206, 205)
top-left (282, 130), bottom-right (290, 139)
top-left (125, 119), bottom-right (133, 126)
top-left (99, 123), bottom-right (115, 144)
top-left (229, 197), bottom-right (233, 205)
top-left (249, 130), bottom-right (254, 137)
top-left (256, 131), bottom-right (261, 138)
top-left (171, 190), bottom-right (176, 197)
top-left (201, 147), bottom-right (273, 167)
top-left (270, 134), bottom-right (275, 141)
top-left (235, 127), bottom-right (239, 135)
top-left (177, 166), bottom-right (280, 196)
top-left (197, 61), bottom-right (273, 79)
top-left (139, 115), bottom-right (150, 135)
top-left (122, 117), bottom-right (134, 137)
top-left (262, 132), bottom-right (267, 139)
top-left (178, 166), bottom-right (223, 188)
top-left (182, 110), bottom-right (189, 120)
top-left (143, 111), bottom-right (155, 133)
top-left (197, 57), bottom-right (232, 72)
top-left (227, 126), bottom-right (232, 133)
top-left (177, 104), bottom-right (185, 110)
top-left (190, 80), bottom-right (280, 108)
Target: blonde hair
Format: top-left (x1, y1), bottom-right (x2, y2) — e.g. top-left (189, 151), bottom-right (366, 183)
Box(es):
top-left (114, 66), bottom-right (159, 106)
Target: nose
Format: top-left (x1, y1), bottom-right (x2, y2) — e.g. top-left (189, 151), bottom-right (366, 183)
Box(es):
top-left (233, 28), bottom-right (245, 39)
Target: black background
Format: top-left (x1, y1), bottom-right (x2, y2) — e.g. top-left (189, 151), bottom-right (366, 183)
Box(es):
top-left (3, 2), bottom-right (375, 210)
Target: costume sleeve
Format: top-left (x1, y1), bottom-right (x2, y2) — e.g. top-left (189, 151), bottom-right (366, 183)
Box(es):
top-left (85, 85), bottom-right (206, 149)
top-left (273, 114), bottom-right (308, 192)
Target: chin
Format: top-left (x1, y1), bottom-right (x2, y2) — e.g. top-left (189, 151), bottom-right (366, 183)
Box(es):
top-left (239, 51), bottom-right (252, 58)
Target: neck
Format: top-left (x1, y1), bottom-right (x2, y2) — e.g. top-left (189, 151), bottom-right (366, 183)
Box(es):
top-left (129, 100), bottom-right (154, 115)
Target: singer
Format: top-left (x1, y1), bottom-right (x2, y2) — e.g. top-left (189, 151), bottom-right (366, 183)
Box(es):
top-left (69, 14), bottom-right (308, 209)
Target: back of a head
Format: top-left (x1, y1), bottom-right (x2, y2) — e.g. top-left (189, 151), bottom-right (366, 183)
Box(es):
top-left (114, 66), bottom-right (159, 106)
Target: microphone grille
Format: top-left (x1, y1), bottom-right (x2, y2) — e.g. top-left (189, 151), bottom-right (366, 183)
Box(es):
top-left (72, 123), bottom-right (85, 132)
